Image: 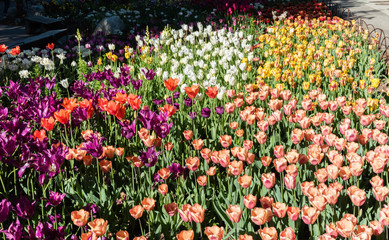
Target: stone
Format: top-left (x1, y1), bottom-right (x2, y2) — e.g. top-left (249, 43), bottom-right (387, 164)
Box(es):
top-left (93, 16), bottom-right (124, 36)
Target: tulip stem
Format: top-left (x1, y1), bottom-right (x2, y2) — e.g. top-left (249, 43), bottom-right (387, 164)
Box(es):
top-left (309, 224), bottom-right (313, 240)
top-left (139, 219), bottom-right (144, 236)
top-left (235, 223), bottom-right (238, 240)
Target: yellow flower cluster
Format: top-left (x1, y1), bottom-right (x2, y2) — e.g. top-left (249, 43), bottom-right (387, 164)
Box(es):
top-left (252, 17), bottom-right (381, 94)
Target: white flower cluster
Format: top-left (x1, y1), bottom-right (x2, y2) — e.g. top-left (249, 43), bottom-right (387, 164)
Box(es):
top-left (141, 23), bottom-right (255, 100)
top-left (0, 47), bottom-right (68, 72)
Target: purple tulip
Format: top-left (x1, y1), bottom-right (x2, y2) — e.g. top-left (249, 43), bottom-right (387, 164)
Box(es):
top-left (118, 119), bottom-right (136, 139)
top-left (173, 91), bottom-right (180, 99)
top-left (131, 79), bottom-right (143, 90)
top-left (153, 99), bottom-right (165, 106)
top-left (0, 217), bottom-right (23, 240)
top-left (46, 191), bottom-right (66, 207)
top-left (140, 146), bottom-right (161, 167)
top-left (184, 98), bottom-right (195, 107)
top-left (215, 106), bottom-right (225, 115)
top-left (0, 199), bottom-right (11, 222)
top-left (80, 133), bottom-right (105, 158)
top-left (138, 109), bottom-right (156, 130)
top-left (141, 68), bottom-right (156, 80)
top-left (201, 108), bottom-right (211, 118)
top-left (14, 196), bottom-right (36, 219)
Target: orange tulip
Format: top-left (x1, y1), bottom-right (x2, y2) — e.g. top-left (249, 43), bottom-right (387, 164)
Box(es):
top-left (130, 205), bottom-right (144, 219)
top-left (185, 84), bottom-right (199, 99)
top-left (54, 109), bottom-right (70, 125)
top-left (186, 157), bottom-right (199, 171)
top-left (99, 160), bottom-right (112, 173)
top-left (251, 207), bottom-right (272, 226)
top-left (219, 135), bottom-right (232, 148)
top-left (347, 186), bottom-right (366, 206)
top-left (205, 86), bottom-right (218, 98)
top-left (238, 175), bottom-right (252, 188)
top-left (189, 203), bottom-right (205, 223)
top-left (272, 202), bottom-right (287, 218)
top-left (133, 237), bottom-right (147, 240)
top-left (287, 206), bottom-right (300, 221)
top-left (164, 78), bottom-right (179, 92)
top-left (261, 173), bottom-right (275, 189)
top-left (116, 230), bottom-right (129, 240)
top-left (301, 206), bottom-right (320, 224)
top-left (260, 196), bottom-right (274, 209)
top-left (239, 234), bottom-right (253, 240)
top-left (81, 232), bottom-right (97, 240)
top-left (158, 168), bottom-right (171, 180)
top-left (71, 209), bottom-right (90, 227)
top-left (176, 230), bottom-right (194, 240)
top-left (41, 117), bottom-right (56, 131)
top-left (310, 195), bottom-right (327, 211)
top-left (226, 205), bottom-right (242, 223)
top-left (336, 218), bottom-right (355, 238)
top-left (280, 227), bottom-right (296, 240)
top-left (88, 218), bottom-right (108, 237)
top-left (158, 184), bottom-right (168, 195)
top-left (62, 98), bottom-right (78, 112)
top-left (370, 220), bottom-right (384, 236)
top-left (33, 129), bottom-right (47, 141)
top-left (178, 204), bottom-right (191, 222)
top-left (10, 46), bottom-right (20, 56)
top-left (197, 175), bottom-right (207, 186)
top-left (258, 227), bottom-right (278, 240)
top-left (204, 226), bottom-right (224, 240)
top-left (141, 198), bottom-right (156, 211)
top-left (229, 161), bottom-right (243, 176)
top-left (244, 194), bottom-right (257, 209)
top-left (46, 43), bottom-right (55, 50)
top-left (191, 139), bottom-right (203, 150)
top-left (0, 44), bottom-right (7, 53)
top-left (164, 202), bottom-right (178, 216)
top-left (183, 130), bottom-right (193, 140)
top-left (206, 166), bottom-right (217, 176)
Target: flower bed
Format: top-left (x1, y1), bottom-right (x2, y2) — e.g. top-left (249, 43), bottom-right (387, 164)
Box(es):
top-left (0, 1), bottom-right (389, 240)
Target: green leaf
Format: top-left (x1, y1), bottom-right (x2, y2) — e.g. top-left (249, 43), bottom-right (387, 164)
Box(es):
top-left (212, 193), bottom-right (233, 230)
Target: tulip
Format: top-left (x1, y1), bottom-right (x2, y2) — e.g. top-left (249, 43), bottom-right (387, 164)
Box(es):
top-left (336, 218), bottom-right (355, 238)
top-left (238, 175), bottom-right (252, 188)
top-left (226, 205), bottom-right (242, 223)
top-left (260, 196), bottom-right (274, 209)
top-left (258, 227), bottom-right (277, 240)
top-left (176, 230), bottom-right (194, 240)
top-left (164, 202), bottom-right (178, 216)
top-left (178, 204), bottom-right (192, 222)
top-left (301, 206), bottom-right (320, 224)
top-left (130, 205), bottom-right (144, 219)
top-left (189, 203), bottom-right (205, 223)
top-left (244, 195), bottom-right (257, 209)
top-left (158, 184), bottom-right (168, 195)
top-left (88, 218), bottom-right (108, 237)
top-left (251, 207), bottom-right (272, 226)
top-left (261, 173), bottom-right (275, 189)
top-left (204, 226), bottom-right (224, 240)
top-left (370, 220), bottom-right (384, 236)
top-left (287, 206), bottom-right (300, 221)
top-left (116, 230), bottom-right (129, 240)
top-left (347, 186), bottom-right (366, 206)
top-left (141, 198), bottom-right (156, 211)
top-left (272, 202), bottom-right (287, 218)
top-left (280, 227), bottom-right (296, 240)
top-left (71, 209), bottom-right (89, 227)
top-left (197, 175), bottom-right (207, 186)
